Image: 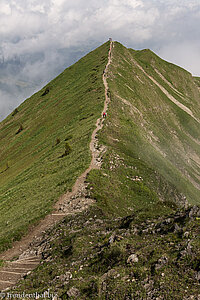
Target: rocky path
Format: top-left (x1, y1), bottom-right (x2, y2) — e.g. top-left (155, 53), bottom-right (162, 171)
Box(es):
top-left (0, 40), bottom-right (113, 292)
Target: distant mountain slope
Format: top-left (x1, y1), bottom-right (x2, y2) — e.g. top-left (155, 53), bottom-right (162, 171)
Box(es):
top-left (0, 42), bottom-right (110, 252)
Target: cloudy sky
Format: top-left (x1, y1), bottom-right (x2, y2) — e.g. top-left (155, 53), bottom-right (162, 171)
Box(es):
top-left (1, 0), bottom-right (200, 120)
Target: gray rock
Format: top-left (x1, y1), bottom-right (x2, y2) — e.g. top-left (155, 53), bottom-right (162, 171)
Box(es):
top-left (189, 206), bottom-right (200, 218)
top-left (144, 280), bottom-right (154, 291)
top-left (196, 271), bottom-right (200, 281)
top-left (96, 219), bottom-right (103, 224)
top-left (127, 254), bottom-right (138, 264)
top-left (155, 256), bottom-right (168, 270)
top-left (186, 241), bottom-right (193, 254)
top-left (101, 269), bottom-right (117, 281)
top-left (59, 272), bottom-right (72, 282)
top-left (109, 233), bottom-right (116, 244)
top-left (67, 287), bottom-right (80, 298)
top-left (183, 231), bottom-right (190, 238)
top-left (174, 223), bottom-right (183, 234)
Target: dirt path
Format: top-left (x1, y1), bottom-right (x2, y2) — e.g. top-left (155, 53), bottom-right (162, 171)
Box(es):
top-left (0, 40), bottom-right (113, 291)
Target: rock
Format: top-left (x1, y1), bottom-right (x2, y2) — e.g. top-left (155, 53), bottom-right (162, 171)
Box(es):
top-left (144, 280), bottom-right (154, 291)
top-left (109, 233), bottom-right (116, 244)
top-left (174, 223), bottom-right (183, 234)
top-left (156, 218), bottom-right (174, 234)
top-left (186, 241), bottom-right (193, 254)
top-left (155, 256), bottom-right (168, 270)
top-left (96, 219), bottom-right (103, 224)
top-left (196, 271), bottom-right (200, 281)
top-left (189, 206), bottom-right (200, 218)
top-left (127, 254), bottom-right (138, 264)
top-left (67, 287), bottom-right (80, 298)
top-left (184, 231), bottom-right (190, 238)
top-left (101, 269), bottom-right (117, 282)
top-left (26, 271), bottom-right (31, 276)
top-left (58, 272), bottom-right (72, 283)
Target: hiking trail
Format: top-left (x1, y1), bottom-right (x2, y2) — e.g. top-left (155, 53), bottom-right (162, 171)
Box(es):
top-left (0, 40), bottom-right (113, 292)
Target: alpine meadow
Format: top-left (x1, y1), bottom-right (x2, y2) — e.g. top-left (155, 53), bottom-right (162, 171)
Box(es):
top-left (0, 40), bottom-right (199, 299)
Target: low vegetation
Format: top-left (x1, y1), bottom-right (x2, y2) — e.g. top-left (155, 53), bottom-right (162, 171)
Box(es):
top-left (0, 41), bottom-right (110, 252)
top-left (12, 205), bottom-right (200, 299)
top-left (1, 41), bottom-right (200, 297)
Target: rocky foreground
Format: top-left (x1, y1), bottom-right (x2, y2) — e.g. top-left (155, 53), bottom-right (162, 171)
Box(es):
top-left (9, 204), bottom-right (200, 299)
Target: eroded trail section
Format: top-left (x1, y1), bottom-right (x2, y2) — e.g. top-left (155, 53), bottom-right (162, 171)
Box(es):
top-left (0, 41), bottom-right (113, 291)
top-left (56, 40), bottom-right (113, 213)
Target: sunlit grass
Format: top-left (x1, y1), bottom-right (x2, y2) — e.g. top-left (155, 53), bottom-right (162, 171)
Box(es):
top-left (0, 42), bottom-right (110, 252)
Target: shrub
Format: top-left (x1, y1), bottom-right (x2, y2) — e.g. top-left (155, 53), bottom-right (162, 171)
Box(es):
top-left (0, 162), bottom-right (9, 174)
top-left (64, 134), bottom-right (72, 141)
top-left (55, 138), bottom-right (60, 145)
top-left (64, 142), bottom-right (72, 156)
top-left (41, 87), bottom-right (50, 96)
top-left (12, 108), bottom-right (19, 116)
top-left (89, 246), bottom-right (125, 274)
top-left (16, 124), bottom-right (23, 135)
top-left (60, 142), bottom-right (72, 158)
top-left (80, 279), bottom-right (98, 298)
top-left (5, 162), bottom-right (9, 170)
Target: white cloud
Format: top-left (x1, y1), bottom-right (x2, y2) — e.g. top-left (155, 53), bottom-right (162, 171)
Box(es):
top-left (0, 2), bottom-right (12, 15)
top-left (158, 42), bottom-right (200, 76)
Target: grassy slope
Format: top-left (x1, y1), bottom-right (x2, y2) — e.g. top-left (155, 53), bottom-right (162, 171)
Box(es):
top-left (0, 41), bottom-right (110, 252)
top-left (91, 41), bottom-right (200, 214)
top-left (84, 42), bottom-right (200, 225)
top-left (7, 42), bottom-right (200, 298)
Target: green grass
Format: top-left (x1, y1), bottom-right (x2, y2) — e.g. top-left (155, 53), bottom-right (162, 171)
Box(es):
top-left (81, 41), bottom-right (200, 227)
top-left (0, 41), bottom-right (110, 252)
top-left (4, 41), bottom-right (200, 298)
top-left (1, 41), bottom-right (199, 254)
top-left (94, 41), bottom-right (200, 209)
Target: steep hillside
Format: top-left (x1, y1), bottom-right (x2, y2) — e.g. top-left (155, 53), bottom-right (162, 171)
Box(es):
top-left (0, 42), bottom-right (110, 252)
top-left (1, 41), bottom-right (200, 298)
top-left (96, 41), bottom-right (200, 210)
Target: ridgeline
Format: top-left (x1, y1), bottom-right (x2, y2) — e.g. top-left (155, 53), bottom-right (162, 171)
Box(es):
top-left (0, 41), bottom-right (199, 299)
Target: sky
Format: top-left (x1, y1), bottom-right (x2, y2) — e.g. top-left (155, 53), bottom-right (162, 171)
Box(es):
top-left (1, 0), bottom-right (200, 120)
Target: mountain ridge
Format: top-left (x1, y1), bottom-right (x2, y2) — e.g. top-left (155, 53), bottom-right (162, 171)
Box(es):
top-left (104, 41), bottom-right (200, 206)
top-left (0, 40), bottom-right (199, 297)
